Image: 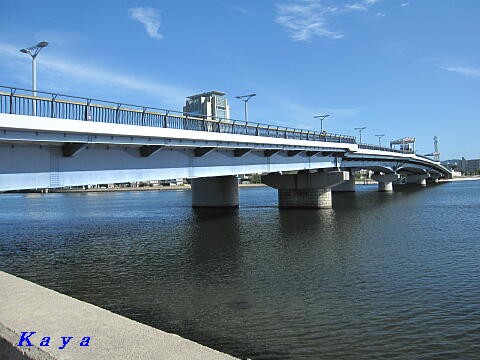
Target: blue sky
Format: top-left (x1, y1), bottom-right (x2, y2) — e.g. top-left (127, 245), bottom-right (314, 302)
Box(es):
top-left (1, 0), bottom-right (479, 159)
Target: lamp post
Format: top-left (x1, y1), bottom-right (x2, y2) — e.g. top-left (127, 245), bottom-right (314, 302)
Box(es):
top-left (375, 134), bottom-right (385, 146)
top-left (236, 93), bottom-right (256, 122)
top-left (354, 126), bottom-right (366, 144)
top-left (313, 114), bottom-right (330, 133)
top-left (20, 41), bottom-right (49, 115)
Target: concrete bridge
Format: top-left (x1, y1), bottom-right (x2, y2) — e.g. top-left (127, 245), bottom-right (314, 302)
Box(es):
top-left (0, 86), bottom-right (451, 208)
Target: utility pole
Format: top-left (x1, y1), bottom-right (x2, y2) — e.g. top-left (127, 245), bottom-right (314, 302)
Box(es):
top-left (20, 41), bottom-right (49, 116)
top-left (313, 114), bottom-right (330, 133)
top-left (375, 134), bottom-right (385, 146)
top-left (236, 94), bottom-right (256, 122)
top-left (354, 127), bottom-right (366, 144)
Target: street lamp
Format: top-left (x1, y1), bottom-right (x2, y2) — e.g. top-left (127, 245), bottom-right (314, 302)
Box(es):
top-left (20, 41), bottom-right (49, 115)
top-left (354, 126), bottom-right (366, 144)
top-left (236, 93), bottom-right (256, 122)
top-left (375, 134), bottom-right (385, 146)
top-left (313, 114), bottom-right (330, 133)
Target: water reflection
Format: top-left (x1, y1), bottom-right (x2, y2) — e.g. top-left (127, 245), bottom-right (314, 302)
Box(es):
top-left (1, 183), bottom-right (479, 359)
top-left (186, 208), bottom-right (242, 279)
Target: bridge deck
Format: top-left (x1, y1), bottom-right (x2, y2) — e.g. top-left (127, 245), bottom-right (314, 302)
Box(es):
top-left (0, 85), bottom-right (452, 192)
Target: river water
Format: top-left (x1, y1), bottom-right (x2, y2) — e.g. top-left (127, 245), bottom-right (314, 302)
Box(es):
top-left (1, 181), bottom-right (479, 359)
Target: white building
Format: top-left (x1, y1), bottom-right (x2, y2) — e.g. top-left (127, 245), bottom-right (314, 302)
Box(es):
top-left (183, 91), bottom-right (230, 121)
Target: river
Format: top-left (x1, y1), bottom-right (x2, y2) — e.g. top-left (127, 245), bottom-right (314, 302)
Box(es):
top-left (0, 181), bottom-right (479, 359)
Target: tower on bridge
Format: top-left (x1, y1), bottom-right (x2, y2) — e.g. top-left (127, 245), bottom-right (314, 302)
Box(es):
top-left (183, 91), bottom-right (230, 121)
top-left (424, 136), bottom-right (440, 162)
top-left (390, 137), bottom-right (416, 153)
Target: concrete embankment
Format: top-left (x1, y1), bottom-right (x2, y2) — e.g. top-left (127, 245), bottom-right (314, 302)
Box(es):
top-left (0, 271), bottom-right (237, 360)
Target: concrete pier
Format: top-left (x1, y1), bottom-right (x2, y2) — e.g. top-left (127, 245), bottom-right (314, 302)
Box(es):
top-left (0, 271), bottom-right (237, 360)
top-left (371, 173), bottom-right (400, 192)
top-left (262, 171), bottom-right (349, 208)
top-left (406, 174), bottom-right (429, 186)
top-left (332, 173), bottom-right (356, 192)
top-left (278, 188), bottom-right (332, 208)
top-left (191, 176), bottom-right (239, 208)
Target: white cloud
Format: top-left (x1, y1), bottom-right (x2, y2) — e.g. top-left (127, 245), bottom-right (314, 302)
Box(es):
top-left (275, 1), bottom-right (344, 41)
top-left (401, 2), bottom-right (409, 7)
top-left (0, 42), bottom-right (190, 108)
top-left (440, 65), bottom-right (480, 78)
top-left (375, 12), bottom-right (386, 17)
top-left (345, 3), bottom-right (368, 12)
top-left (275, 0), bottom-right (381, 41)
top-left (128, 7), bottom-right (163, 40)
top-left (232, 5), bottom-right (252, 16)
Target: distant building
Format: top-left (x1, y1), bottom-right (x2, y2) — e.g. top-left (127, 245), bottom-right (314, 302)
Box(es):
top-left (441, 159), bottom-right (461, 169)
top-left (460, 157), bottom-right (480, 173)
top-left (183, 91), bottom-right (230, 121)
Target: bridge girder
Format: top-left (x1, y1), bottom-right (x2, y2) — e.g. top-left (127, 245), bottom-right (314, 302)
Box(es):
top-left (396, 165), bottom-right (428, 175)
top-left (340, 160), bottom-right (396, 174)
top-left (0, 112), bottom-right (452, 191)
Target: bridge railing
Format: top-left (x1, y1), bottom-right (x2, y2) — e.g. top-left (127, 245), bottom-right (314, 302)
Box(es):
top-left (0, 86), bottom-right (356, 144)
top-left (358, 143), bottom-right (414, 154)
top-left (414, 153), bottom-right (439, 162)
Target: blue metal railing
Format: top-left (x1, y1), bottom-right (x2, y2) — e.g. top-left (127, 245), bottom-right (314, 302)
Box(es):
top-left (415, 153), bottom-right (439, 162)
top-left (358, 143), bottom-right (414, 154)
top-left (0, 85), bottom-right (357, 144)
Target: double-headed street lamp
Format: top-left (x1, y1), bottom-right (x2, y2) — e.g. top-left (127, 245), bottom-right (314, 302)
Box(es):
top-left (236, 93), bottom-right (256, 122)
top-left (20, 41), bottom-right (49, 115)
top-left (354, 126), bottom-right (366, 144)
top-left (375, 134), bottom-right (385, 146)
top-left (313, 114), bottom-right (330, 133)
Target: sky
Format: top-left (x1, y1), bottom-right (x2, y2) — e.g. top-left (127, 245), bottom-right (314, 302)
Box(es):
top-left (0, 0), bottom-right (479, 159)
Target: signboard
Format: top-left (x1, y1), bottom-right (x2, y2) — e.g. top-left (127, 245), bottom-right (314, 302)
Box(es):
top-left (390, 137), bottom-right (416, 145)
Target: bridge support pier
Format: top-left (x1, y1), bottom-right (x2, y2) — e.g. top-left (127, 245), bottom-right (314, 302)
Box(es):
top-left (262, 171), bottom-right (349, 209)
top-left (406, 174), bottom-right (429, 186)
top-left (191, 175), bottom-right (239, 208)
top-left (332, 172), bottom-right (356, 192)
top-left (371, 173), bottom-right (400, 192)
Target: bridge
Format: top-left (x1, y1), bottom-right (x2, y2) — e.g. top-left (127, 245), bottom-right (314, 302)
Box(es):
top-left (0, 86), bottom-right (451, 208)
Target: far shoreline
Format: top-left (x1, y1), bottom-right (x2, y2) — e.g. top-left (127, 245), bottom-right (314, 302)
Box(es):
top-left (439, 176), bottom-right (480, 182)
top-left (2, 176), bottom-right (479, 195)
top-left (49, 183), bottom-right (266, 193)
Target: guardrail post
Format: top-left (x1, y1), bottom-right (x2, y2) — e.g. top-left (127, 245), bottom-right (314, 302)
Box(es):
top-left (164, 111), bottom-right (169, 128)
top-left (84, 99), bottom-right (91, 121)
top-left (141, 107), bottom-right (146, 126)
top-left (115, 104), bottom-right (121, 123)
top-left (51, 94), bottom-right (57, 118)
top-left (9, 88), bottom-right (16, 114)
top-left (256, 124), bottom-right (259, 136)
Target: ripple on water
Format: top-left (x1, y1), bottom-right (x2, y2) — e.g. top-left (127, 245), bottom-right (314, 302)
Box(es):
top-left (0, 182), bottom-right (479, 359)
